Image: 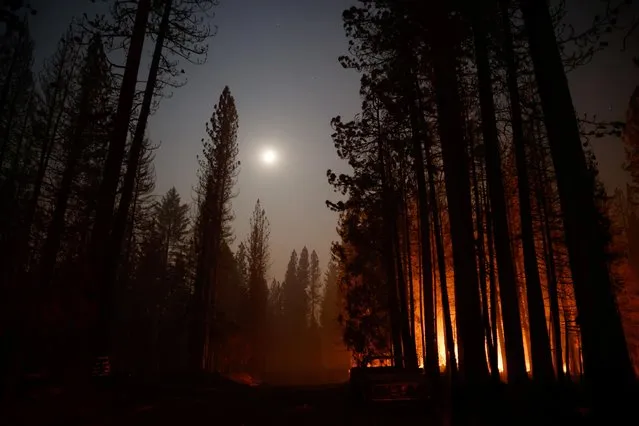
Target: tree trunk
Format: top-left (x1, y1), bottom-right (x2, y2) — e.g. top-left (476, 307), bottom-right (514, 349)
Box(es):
top-left (393, 214), bottom-right (418, 369)
top-left (532, 135), bottom-right (565, 382)
top-left (10, 90), bottom-right (33, 176)
top-left (427, 5), bottom-right (489, 385)
top-left (190, 220), bottom-right (210, 371)
top-left (485, 185), bottom-right (503, 378)
top-left (108, 0), bottom-right (173, 286)
top-left (22, 57), bottom-right (78, 255)
top-left (543, 212), bottom-right (563, 381)
top-left (521, 0), bottom-right (635, 402)
top-left (89, 0), bottom-right (152, 373)
top-left (417, 227), bottom-right (427, 368)
top-left (0, 38), bottom-right (20, 124)
top-left (101, 0), bottom-right (174, 371)
top-left (38, 127), bottom-right (87, 291)
top-left (499, 0), bottom-right (554, 384)
top-left (403, 197), bottom-right (416, 341)
top-left (39, 56), bottom-right (96, 293)
top-left (407, 92), bottom-right (438, 377)
top-left (563, 302), bottom-right (571, 378)
top-left (427, 151), bottom-right (457, 377)
top-left (470, 133), bottom-right (499, 381)
top-left (0, 79), bottom-right (19, 168)
top-left (471, 8), bottom-right (527, 384)
top-left (378, 136), bottom-right (404, 368)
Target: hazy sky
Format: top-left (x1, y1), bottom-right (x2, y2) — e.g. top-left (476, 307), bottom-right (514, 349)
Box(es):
top-left (29, 0), bottom-right (637, 282)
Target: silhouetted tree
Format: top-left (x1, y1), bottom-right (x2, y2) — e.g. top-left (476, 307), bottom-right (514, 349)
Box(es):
top-left (624, 86), bottom-right (639, 206)
top-left (297, 247), bottom-right (310, 319)
top-left (124, 187), bottom-right (190, 373)
top-left (0, 15), bottom-right (33, 283)
top-left (282, 249), bottom-right (305, 369)
top-left (521, 0), bottom-right (635, 409)
top-left (309, 249), bottom-right (321, 326)
top-left (85, 0), bottom-right (152, 374)
top-left (190, 86), bottom-right (239, 372)
top-left (497, 0), bottom-right (554, 383)
top-left (245, 199), bottom-right (270, 375)
top-left (320, 258), bottom-right (349, 373)
top-left (468, 2), bottom-right (528, 384)
top-left (39, 34), bottom-right (112, 294)
top-left (105, 0), bottom-right (217, 329)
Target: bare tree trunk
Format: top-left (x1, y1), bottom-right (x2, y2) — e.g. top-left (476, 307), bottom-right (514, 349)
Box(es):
top-left (532, 138), bottom-right (565, 382)
top-left (563, 302), bottom-right (570, 379)
top-left (89, 0), bottom-right (151, 372)
top-left (427, 153), bottom-right (457, 377)
top-left (498, 0), bottom-right (555, 385)
top-left (485, 183), bottom-right (503, 378)
top-left (470, 134), bottom-right (499, 382)
top-left (0, 78), bottom-right (19, 168)
top-left (100, 1), bottom-right (173, 373)
top-left (190, 219), bottom-right (212, 371)
top-left (408, 104), bottom-right (438, 377)
top-left (540, 186), bottom-right (564, 381)
top-left (0, 38), bottom-right (20, 125)
top-left (403, 199), bottom-right (415, 341)
top-left (107, 0), bottom-right (173, 293)
top-left (38, 129), bottom-right (86, 290)
top-left (39, 51), bottom-right (97, 292)
top-left (521, 0), bottom-right (635, 402)
top-left (471, 8), bottom-right (527, 385)
top-left (417, 225), bottom-right (427, 368)
top-left (10, 90), bottom-right (33, 176)
top-left (393, 214), bottom-right (418, 369)
top-left (427, 5), bottom-right (489, 384)
top-left (377, 131), bottom-right (404, 368)
top-left (22, 53), bottom-right (78, 256)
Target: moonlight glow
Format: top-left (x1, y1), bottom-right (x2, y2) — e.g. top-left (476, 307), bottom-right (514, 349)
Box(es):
top-left (261, 148), bottom-right (278, 166)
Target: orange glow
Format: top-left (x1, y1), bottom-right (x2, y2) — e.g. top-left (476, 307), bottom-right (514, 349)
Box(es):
top-left (412, 272), bottom-right (511, 376)
top-left (339, 163), bottom-right (594, 381)
top-left (496, 337), bottom-right (504, 373)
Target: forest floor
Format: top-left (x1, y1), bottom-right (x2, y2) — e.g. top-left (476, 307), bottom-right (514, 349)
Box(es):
top-left (0, 373), bottom-right (618, 426)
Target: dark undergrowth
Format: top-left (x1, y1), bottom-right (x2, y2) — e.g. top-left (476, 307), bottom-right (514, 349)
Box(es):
top-left (1, 370), bottom-right (636, 426)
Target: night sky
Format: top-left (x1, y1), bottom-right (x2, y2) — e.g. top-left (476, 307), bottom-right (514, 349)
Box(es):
top-left (28, 0), bottom-right (638, 282)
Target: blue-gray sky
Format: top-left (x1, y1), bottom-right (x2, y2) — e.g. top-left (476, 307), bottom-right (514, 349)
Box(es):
top-left (29, 0), bottom-right (637, 282)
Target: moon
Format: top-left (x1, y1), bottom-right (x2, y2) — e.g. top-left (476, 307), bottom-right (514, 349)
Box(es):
top-left (261, 148), bottom-right (278, 166)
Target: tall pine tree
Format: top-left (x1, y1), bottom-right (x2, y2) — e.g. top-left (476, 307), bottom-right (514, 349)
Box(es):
top-left (190, 86), bottom-right (240, 372)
